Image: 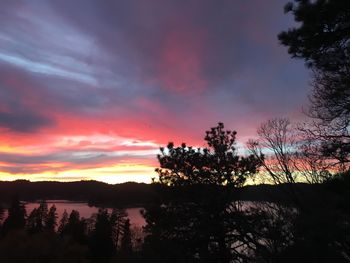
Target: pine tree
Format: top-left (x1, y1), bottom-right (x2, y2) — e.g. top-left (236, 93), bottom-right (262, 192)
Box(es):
top-left (279, 0), bottom-right (350, 166)
top-left (0, 205), bottom-right (3, 222)
top-left (25, 200), bottom-right (50, 234)
top-left (26, 208), bottom-right (39, 234)
top-left (64, 210), bottom-right (87, 243)
top-left (45, 205), bottom-right (58, 232)
top-left (2, 196), bottom-right (26, 234)
top-left (143, 123), bottom-right (261, 262)
top-left (120, 219), bottom-right (132, 256)
top-left (111, 208), bottom-right (127, 249)
top-left (36, 200), bottom-right (48, 232)
top-left (90, 209), bottom-right (115, 262)
top-left (58, 209), bottom-right (68, 235)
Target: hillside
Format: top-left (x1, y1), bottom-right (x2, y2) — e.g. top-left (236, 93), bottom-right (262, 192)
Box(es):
top-left (0, 180), bottom-right (320, 208)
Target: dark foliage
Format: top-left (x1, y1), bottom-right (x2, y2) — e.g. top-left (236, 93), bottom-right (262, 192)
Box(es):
top-left (120, 219), bottom-right (133, 258)
top-left (110, 208), bottom-right (128, 250)
top-left (26, 201), bottom-right (58, 235)
top-left (0, 231), bottom-right (89, 263)
top-left (156, 123), bottom-right (260, 187)
top-left (89, 209), bottom-right (115, 262)
top-left (278, 170), bottom-right (350, 262)
top-left (143, 123), bottom-right (261, 262)
top-left (279, 0), bottom-right (350, 166)
top-left (45, 205), bottom-right (58, 232)
top-left (0, 168), bottom-right (348, 263)
top-left (58, 209), bottom-right (69, 235)
top-left (2, 196), bottom-right (26, 235)
top-left (61, 210), bottom-right (87, 244)
top-left (26, 200), bottom-right (48, 234)
top-left (0, 205), bottom-right (3, 223)
top-left (278, 0), bottom-right (350, 72)
top-left (0, 197), bottom-right (140, 263)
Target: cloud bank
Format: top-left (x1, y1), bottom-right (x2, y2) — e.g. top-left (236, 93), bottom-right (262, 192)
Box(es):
top-left (0, 0), bottom-right (309, 183)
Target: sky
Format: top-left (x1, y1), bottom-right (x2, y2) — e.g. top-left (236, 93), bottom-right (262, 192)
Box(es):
top-left (0, 0), bottom-right (310, 184)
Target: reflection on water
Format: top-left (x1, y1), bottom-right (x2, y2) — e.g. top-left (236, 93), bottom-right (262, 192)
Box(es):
top-left (24, 200), bottom-right (146, 228)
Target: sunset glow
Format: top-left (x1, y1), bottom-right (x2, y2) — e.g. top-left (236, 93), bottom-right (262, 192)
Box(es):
top-left (0, 0), bottom-right (309, 183)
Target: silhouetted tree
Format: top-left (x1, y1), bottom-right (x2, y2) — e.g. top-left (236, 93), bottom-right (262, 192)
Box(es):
top-left (248, 118), bottom-right (335, 202)
top-left (26, 208), bottom-right (39, 234)
top-left (37, 200), bottom-right (48, 228)
top-left (143, 123), bottom-right (261, 263)
top-left (295, 127), bottom-right (333, 184)
top-left (45, 205), bottom-right (57, 232)
top-left (298, 119), bottom-right (350, 170)
top-left (114, 218), bottom-right (134, 262)
top-left (249, 118), bottom-right (297, 184)
top-left (61, 210), bottom-right (87, 244)
top-left (248, 118), bottom-right (305, 209)
top-left (0, 205), bottom-right (3, 233)
top-left (0, 205), bottom-right (3, 221)
top-left (58, 209), bottom-right (68, 235)
top-left (249, 118), bottom-right (350, 262)
top-left (279, 0), bottom-right (350, 167)
top-left (130, 225), bottom-right (144, 252)
top-left (2, 196), bottom-right (26, 235)
top-left (120, 219), bottom-right (132, 255)
top-left (89, 208), bottom-right (115, 262)
top-left (36, 200), bottom-right (47, 232)
top-left (26, 201), bottom-right (53, 234)
top-left (110, 208), bottom-right (127, 250)
top-left (279, 1), bottom-right (350, 72)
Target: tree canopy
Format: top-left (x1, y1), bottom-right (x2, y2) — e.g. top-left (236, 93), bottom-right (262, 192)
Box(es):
top-left (143, 123), bottom-right (262, 262)
top-left (278, 0), bottom-right (350, 72)
top-left (279, 0), bottom-right (350, 167)
top-left (156, 122), bottom-right (260, 187)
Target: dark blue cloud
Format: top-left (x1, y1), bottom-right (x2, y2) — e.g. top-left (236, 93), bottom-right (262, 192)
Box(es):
top-left (0, 0), bottom-right (310, 138)
top-left (0, 110), bottom-right (53, 133)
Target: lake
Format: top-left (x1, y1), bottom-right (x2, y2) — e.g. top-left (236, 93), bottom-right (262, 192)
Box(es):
top-left (12, 200), bottom-right (146, 228)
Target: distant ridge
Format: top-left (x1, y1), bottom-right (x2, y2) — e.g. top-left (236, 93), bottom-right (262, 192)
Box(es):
top-left (0, 180), bottom-right (154, 208)
top-left (0, 180), bottom-right (320, 208)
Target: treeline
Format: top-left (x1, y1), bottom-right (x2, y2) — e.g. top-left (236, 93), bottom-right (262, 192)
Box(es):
top-left (0, 174), bottom-right (348, 263)
top-left (0, 180), bottom-right (321, 207)
top-left (0, 181), bottom-right (155, 207)
top-left (0, 198), bottom-right (140, 263)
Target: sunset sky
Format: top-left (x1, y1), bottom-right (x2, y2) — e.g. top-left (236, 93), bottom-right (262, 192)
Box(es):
top-left (0, 0), bottom-right (309, 184)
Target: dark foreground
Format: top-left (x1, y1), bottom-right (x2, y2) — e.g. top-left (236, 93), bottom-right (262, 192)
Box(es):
top-left (0, 174), bottom-right (349, 263)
